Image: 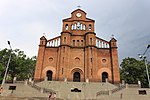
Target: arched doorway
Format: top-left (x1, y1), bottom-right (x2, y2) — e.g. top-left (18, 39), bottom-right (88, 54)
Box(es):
top-left (102, 72), bottom-right (108, 82)
top-left (47, 70), bottom-right (53, 81)
top-left (73, 72), bottom-right (80, 82)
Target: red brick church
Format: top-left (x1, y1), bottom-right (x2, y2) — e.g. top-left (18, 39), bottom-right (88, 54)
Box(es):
top-left (34, 9), bottom-right (120, 84)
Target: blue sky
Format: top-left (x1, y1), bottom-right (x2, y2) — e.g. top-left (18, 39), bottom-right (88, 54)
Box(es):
top-left (0, 0), bottom-right (150, 64)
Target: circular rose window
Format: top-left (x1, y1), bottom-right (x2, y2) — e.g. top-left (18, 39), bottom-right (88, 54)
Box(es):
top-left (75, 57), bottom-right (80, 62)
top-left (102, 59), bottom-right (107, 63)
top-left (49, 57), bottom-right (53, 62)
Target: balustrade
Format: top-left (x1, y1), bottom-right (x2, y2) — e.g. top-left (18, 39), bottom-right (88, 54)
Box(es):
top-left (96, 37), bottom-right (110, 48)
top-left (46, 36), bottom-right (110, 48)
top-left (46, 36), bottom-right (61, 47)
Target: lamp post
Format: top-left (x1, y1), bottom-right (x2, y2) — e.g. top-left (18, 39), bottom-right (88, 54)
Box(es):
top-left (1, 41), bottom-right (12, 88)
top-left (138, 44), bottom-right (150, 88)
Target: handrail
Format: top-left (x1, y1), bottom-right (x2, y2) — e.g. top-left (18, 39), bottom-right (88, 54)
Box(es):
top-left (111, 85), bottom-right (125, 94)
top-left (96, 90), bottom-right (109, 96)
top-left (96, 85), bottom-right (126, 97)
top-left (27, 81), bottom-right (55, 93)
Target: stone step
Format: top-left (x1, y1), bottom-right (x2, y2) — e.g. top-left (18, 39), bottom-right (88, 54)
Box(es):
top-left (2, 81), bottom-right (149, 100)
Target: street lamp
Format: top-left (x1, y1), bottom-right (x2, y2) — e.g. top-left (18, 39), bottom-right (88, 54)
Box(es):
top-left (0, 41), bottom-right (12, 88)
top-left (138, 44), bottom-right (150, 88)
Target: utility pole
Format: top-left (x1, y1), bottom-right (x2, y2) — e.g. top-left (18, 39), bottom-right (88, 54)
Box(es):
top-left (1, 41), bottom-right (12, 89)
top-left (138, 44), bottom-right (150, 88)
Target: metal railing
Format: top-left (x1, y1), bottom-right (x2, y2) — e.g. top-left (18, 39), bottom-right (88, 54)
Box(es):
top-left (27, 81), bottom-right (55, 93)
top-left (111, 85), bottom-right (125, 94)
top-left (96, 90), bottom-right (109, 96)
top-left (96, 85), bottom-right (126, 97)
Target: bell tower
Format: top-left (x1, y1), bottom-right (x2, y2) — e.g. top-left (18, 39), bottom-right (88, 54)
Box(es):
top-left (59, 9), bottom-right (97, 81)
top-left (62, 9), bottom-right (95, 35)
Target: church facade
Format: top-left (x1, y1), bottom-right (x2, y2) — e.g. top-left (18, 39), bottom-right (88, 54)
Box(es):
top-left (34, 9), bottom-right (120, 84)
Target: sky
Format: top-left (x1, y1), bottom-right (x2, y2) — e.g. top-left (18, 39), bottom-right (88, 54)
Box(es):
top-left (0, 0), bottom-right (150, 64)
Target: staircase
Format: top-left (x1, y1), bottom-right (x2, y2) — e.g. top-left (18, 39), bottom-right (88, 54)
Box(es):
top-left (35, 81), bottom-right (117, 99)
top-left (1, 81), bottom-right (149, 100)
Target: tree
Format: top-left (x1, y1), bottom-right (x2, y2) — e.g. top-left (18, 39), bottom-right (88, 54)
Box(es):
top-left (0, 48), bottom-right (10, 83)
top-left (0, 48), bottom-right (36, 83)
top-left (120, 57), bottom-right (150, 87)
top-left (0, 63), bottom-right (4, 81)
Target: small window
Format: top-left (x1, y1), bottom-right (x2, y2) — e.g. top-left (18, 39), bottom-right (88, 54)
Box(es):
top-left (71, 25), bottom-right (74, 30)
top-left (91, 58), bottom-right (92, 62)
top-left (77, 22), bottom-right (81, 30)
top-left (81, 40), bottom-right (83, 46)
top-left (77, 40), bottom-right (79, 46)
top-left (65, 24), bottom-right (68, 30)
top-left (89, 24), bottom-right (92, 30)
top-left (74, 24), bottom-right (77, 30)
top-left (73, 40), bottom-right (75, 46)
top-left (90, 47), bottom-right (92, 54)
top-left (83, 25), bottom-right (86, 30)
top-left (90, 38), bottom-right (92, 45)
top-left (63, 57), bottom-right (64, 62)
top-left (64, 37), bottom-right (66, 43)
top-left (80, 24), bottom-right (83, 30)
top-left (63, 47), bottom-right (65, 52)
top-left (62, 68), bottom-right (64, 74)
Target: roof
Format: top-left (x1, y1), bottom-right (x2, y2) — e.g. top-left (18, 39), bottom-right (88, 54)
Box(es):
top-left (40, 36), bottom-right (47, 40)
top-left (71, 9), bottom-right (86, 15)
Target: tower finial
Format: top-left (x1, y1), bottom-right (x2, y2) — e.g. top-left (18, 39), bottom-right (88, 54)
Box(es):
top-left (111, 34), bottom-right (114, 38)
top-left (77, 5), bottom-right (81, 9)
top-left (43, 33), bottom-right (46, 37)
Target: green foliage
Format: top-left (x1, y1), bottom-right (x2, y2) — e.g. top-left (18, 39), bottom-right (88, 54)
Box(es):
top-left (0, 63), bottom-right (4, 81)
top-left (0, 48), bottom-right (36, 83)
top-left (120, 57), bottom-right (150, 87)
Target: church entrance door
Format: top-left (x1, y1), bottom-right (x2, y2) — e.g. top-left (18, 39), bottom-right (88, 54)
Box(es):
top-left (102, 72), bottom-right (108, 82)
top-left (73, 72), bottom-right (80, 82)
top-left (47, 70), bottom-right (53, 81)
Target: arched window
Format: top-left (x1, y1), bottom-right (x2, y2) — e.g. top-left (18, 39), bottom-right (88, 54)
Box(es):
top-left (74, 24), bottom-right (77, 29)
top-left (83, 25), bottom-right (86, 30)
top-left (89, 24), bottom-right (92, 30)
top-left (71, 23), bottom-right (86, 30)
top-left (65, 24), bottom-right (68, 30)
top-left (77, 22), bottom-right (81, 30)
top-left (80, 24), bottom-right (83, 30)
top-left (71, 25), bottom-right (74, 30)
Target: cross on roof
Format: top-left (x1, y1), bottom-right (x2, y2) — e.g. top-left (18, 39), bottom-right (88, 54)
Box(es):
top-left (43, 33), bottom-right (46, 37)
top-left (77, 5), bottom-right (81, 9)
top-left (111, 34), bottom-right (114, 38)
